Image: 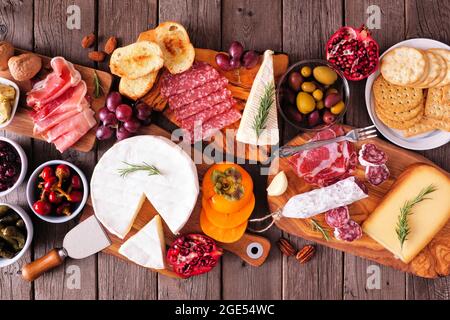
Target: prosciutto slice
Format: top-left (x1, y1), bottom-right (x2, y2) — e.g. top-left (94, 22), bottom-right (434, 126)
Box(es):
top-left (27, 57), bottom-right (82, 109)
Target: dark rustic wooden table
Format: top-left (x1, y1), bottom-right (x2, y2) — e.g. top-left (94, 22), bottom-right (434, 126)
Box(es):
top-left (0, 0), bottom-right (449, 300)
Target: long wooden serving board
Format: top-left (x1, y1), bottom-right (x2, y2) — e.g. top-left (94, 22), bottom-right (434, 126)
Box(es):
top-left (267, 126), bottom-right (450, 278)
top-left (138, 30), bottom-right (289, 163)
top-left (0, 49), bottom-right (113, 153)
top-left (80, 124), bottom-right (271, 279)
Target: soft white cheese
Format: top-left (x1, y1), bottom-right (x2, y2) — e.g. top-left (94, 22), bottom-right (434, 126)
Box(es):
top-left (236, 50), bottom-right (279, 146)
top-left (118, 215), bottom-right (166, 269)
top-left (91, 135), bottom-right (199, 239)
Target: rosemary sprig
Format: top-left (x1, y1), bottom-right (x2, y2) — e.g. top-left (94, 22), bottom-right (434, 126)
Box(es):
top-left (118, 161), bottom-right (160, 178)
top-left (252, 82), bottom-right (275, 138)
top-left (310, 219), bottom-right (331, 241)
top-left (396, 184), bottom-right (437, 249)
top-left (93, 71), bottom-right (103, 98)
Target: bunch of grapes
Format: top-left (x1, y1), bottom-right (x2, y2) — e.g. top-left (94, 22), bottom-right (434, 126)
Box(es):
top-left (96, 91), bottom-right (153, 141)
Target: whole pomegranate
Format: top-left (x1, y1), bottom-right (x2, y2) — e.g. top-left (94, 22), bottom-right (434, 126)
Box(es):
top-left (167, 234), bottom-right (223, 278)
top-left (326, 25), bottom-right (379, 81)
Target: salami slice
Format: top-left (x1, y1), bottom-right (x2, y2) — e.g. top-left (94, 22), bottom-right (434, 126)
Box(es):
top-left (365, 164), bottom-right (390, 186)
top-left (358, 143), bottom-right (387, 166)
top-left (180, 98), bottom-right (235, 130)
top-left (334, 220), bottom-right (362, 242)
top-left (325, 206), bottom-right (350, 228)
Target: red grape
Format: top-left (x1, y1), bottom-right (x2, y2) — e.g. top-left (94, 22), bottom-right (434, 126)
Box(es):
top-left (102, 113), bottom-right (118, 127)
top-left (96, 125), bottom-right (114, 140)
top-left (116, 126), bottom-right (133, 141)
top-left (98, 107), bottom-right (113, 122)
top-left (116, 104), bottom-right (133, 122)
top-left (106, 91), bottom-right (122, 112)
top-left (230, 57), bottom-right (241, 69)
top-left (124, 118), bottom-right (141, 133)
top-left (140, 117), bottom-right (152, 126)
top-left (229, 41), bottom-right (244, 59)
top-left (135, 102), bottom-right (152, 121)
top-left (215, 53), bottom-right (233, 71)
top-left (242, 50), bottom-right (259, 69)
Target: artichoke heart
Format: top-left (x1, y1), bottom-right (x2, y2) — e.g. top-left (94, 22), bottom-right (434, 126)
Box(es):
top-left (0, 96), bottom-right (11, 124)
top-left (212, 168), bottom-right (244, 201)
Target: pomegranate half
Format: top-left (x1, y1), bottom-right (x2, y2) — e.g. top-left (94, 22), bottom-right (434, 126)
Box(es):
top-left (326, 25), bottom-right (379, 81)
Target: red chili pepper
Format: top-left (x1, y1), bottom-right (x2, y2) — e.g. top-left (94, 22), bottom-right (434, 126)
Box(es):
top-left (40, 166), bottom-right (55, 181)
top-left (56, 203), bottom-right (72, 216)
top-left (48, 191), bottom-right (62, 204)
top-left (71, 175), bottom-right (82, 190)
top-left (56, 164), bottom-right (71, 187)
top-left (33, 200), bottom-right (52, 216)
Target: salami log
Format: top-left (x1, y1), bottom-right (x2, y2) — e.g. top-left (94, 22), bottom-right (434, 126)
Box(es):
top-left (358, 143), bottom-right (387, 166)
top-left (334, 220), bottom-right (362, 242)
top-left (325, 206), bottom-right (350, 228)
top-left (365, 164), bottom-right (390, 186)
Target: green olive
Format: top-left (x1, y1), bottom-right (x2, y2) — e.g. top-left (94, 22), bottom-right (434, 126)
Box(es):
top-left (312, 89), bottom-right (324, 101)
top-left (313, 66), bottom-right (338, 85)
top-left (296, 92), bottom-right (316, 114)
top-left (301, 82), bottom-right (316, 93)
top-left (300, 66), bottom-right (312, 77)
top-left (0, 205), bottom-right (9, 217)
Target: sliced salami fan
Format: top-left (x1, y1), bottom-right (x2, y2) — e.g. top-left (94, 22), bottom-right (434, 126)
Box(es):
top-left (334, 220), bottom-right (362, 242)
top-left (325, 206), bottom-right (350, 228)
top-left (365, 164), bottom-right (390, 186)
top-left (358, 143), bottom-right (387, 166)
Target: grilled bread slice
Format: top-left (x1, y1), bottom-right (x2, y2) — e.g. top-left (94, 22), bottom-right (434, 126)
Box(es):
top-left (119, 71), bottom-right (159, 101)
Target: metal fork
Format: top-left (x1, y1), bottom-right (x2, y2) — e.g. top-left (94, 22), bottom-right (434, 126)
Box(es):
top-left (277, 125), bottom-right (378, 158)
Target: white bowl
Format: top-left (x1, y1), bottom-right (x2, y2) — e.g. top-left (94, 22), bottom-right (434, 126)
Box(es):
top-left (0, 203), bottom-right (33, 268)
top-left (26, 160), bottom-right (89, 223)
top-left (0, 136), bottom-right (28, 197)
top-left (0, 77), bottom-right (20, 129)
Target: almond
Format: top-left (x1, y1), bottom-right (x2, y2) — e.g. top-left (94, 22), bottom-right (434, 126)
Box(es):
top-left (88, 51), bottom-right (106, 62)
top-left (81, 33), bottom-right (96, 49)
top-left (104, 36), bottom-right (117, 55)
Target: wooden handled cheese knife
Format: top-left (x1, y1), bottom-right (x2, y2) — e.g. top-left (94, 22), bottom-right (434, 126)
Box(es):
top-left (21, 216), bottom-right (111, 281)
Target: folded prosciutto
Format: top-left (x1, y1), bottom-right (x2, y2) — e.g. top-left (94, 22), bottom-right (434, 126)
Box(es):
top-left (27, 57), bottom-right (96, 153)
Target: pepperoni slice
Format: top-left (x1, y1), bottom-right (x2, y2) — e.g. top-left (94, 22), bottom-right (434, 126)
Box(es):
top-left (365, 164), bottom-right (390, 186)
top-left (358, 143), bottom-right (387, 166)
top-left (334, 220), bottom-right (362, 242)
top-left (325, 206), bottom-right (350, 228)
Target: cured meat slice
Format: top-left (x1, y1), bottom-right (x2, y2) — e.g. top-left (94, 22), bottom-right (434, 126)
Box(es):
top-left (27, 57), bottom-right (82, 109)
top-left (180, 98), bottom-right (235, 131)
top-left (168, 77), bottom-right (228, 110)
top-left (175, 87), bottom-right (232, 120)
top-left (365, 164), bottom-right (390, 186)
top-left (358, 143), bottom-right (387, 166)
top-left (44, 108), bottom-right (96, 143)
top-left (160, 62), bottom-right (220, 98)
top-left (334, 220), bottom-right (362, 242)
top-left (325, 206), bottom-right (350, 228)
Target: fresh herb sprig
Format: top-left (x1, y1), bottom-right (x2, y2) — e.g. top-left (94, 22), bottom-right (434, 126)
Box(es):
top-left (252, 82), bottom-right (275, 138)
top-left (396, 184), bottom-right (437, 249)
top-left (310, 219), bottom-right (331, 241)
top-left (118, 162), bottom-right (160, 178)
top-left (93, 71), bottom-right (103, 98)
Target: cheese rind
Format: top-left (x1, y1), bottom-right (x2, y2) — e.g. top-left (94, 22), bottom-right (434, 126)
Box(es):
top-left (363, 164), bottom-right (450, 263)
top-left (118, 215), bottom-right (166, 269)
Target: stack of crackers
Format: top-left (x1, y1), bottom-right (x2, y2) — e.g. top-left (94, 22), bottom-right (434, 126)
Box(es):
top-left (373, 47), bottom-right (450, 137)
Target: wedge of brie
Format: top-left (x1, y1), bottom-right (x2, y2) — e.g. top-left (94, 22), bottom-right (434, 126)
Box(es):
top-left (118, 215), bottom-right (166, 269)
top-left (236, 50), bottom-right (279, 146)
top-left (91, 135), bottom-right (199, 239)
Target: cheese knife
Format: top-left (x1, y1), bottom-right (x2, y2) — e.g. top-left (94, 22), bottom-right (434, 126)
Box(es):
top-left (21, 216), bottom-right (111, 281)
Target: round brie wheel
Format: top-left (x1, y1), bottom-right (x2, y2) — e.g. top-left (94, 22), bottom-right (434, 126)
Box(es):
top-left (91, 135), bottom-right (199, 239)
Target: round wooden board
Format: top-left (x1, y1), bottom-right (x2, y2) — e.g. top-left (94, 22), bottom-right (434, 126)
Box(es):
top-left (267, 125), bottom-right (450, 278)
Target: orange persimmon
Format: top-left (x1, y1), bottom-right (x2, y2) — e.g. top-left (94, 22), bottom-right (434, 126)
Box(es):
top-left (200, 209), bottom-right (248, 244)
top-left (202, 163), bottom-right (253, 214)
top-left (202, 193), bottom-right (255, 229)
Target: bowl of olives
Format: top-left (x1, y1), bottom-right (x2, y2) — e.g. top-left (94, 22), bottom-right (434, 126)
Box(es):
top-left (277, 59), bottom-right (350, 131)
top-left (0, 137), bottom-right (28, 197)
top-left (0, 203), bottom-right (33, 268)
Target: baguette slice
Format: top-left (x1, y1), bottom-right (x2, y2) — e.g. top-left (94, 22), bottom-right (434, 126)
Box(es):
top-left (119, 71), bottom-right (159, 100)
top-left (142, 21), bottom-right (195, 74)
top-left (110, 41), bottom-right (163, 79)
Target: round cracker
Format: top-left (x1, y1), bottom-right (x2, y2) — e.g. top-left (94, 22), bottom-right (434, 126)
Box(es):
top-left (375, 102), bottom-right (423, 129)
top-left (410, 49), bottom-right (430, 86)
top-left (373, 75), bottom-right (423, 112)
top-left (415, 51), bottom-right (441, 88)
top-left (381, 47), bottom-right (427, 86)
top-left (428, 48), bottom-right (450, 87)
top-left (426, 50), bottom-right (447, 87)
top-left (376, 99), bottom-right (424, 121)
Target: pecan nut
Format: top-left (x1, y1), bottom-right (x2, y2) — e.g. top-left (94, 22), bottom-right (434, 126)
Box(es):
top-left (295, 245), bottom-right (315, 264)
top-left (104, 36), bottom-right (117, 55)
top-left (277, 237), bottom-right (296, 257)
top-left (81, 33), bottom-right (96, 48)
top-left (88, 51), bottom-right (106, 62)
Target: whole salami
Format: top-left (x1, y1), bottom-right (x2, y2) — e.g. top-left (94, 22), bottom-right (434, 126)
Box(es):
top-left (325, 206), bottom-right (350, 228)
top-left (365, 164), bottom-right (390, 186)
top-left (358, 143), bottom-right (387, 166)
top-left (334, 220), bottom-right (362, 242)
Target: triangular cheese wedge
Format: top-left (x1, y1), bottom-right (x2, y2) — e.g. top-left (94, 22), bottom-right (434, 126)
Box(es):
top-left (118, 215), bottom-right (166, 269)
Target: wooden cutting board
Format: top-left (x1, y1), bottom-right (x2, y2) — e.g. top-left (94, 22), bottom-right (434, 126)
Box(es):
top-left (267, 126), bottom-right (450, 279)
top-left (80, 124), bottom-right (271, 279)
top-left (138, 30), bottom-right (289, 163)
top-left (0, 49), bottom-right (113, 153)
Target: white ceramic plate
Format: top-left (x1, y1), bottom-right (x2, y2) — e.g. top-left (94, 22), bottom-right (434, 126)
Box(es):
top-left (0, 77), bottom-right (20, 129)
top-left (365, 38), bottom-right (450, 150)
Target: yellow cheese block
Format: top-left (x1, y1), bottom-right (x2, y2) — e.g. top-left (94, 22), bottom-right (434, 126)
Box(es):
top-left (363, 164), bottom-right (450, 264)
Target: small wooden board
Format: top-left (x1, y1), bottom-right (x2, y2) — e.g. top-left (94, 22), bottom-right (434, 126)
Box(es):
top-left (80, 124), bottom-right (271, 279)
top-left (267, 126), bottom-right (450, 278)
top-left (138, 30), bottom-right (289, 162)
top-left (0, 49), bottom-right (113, 153)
